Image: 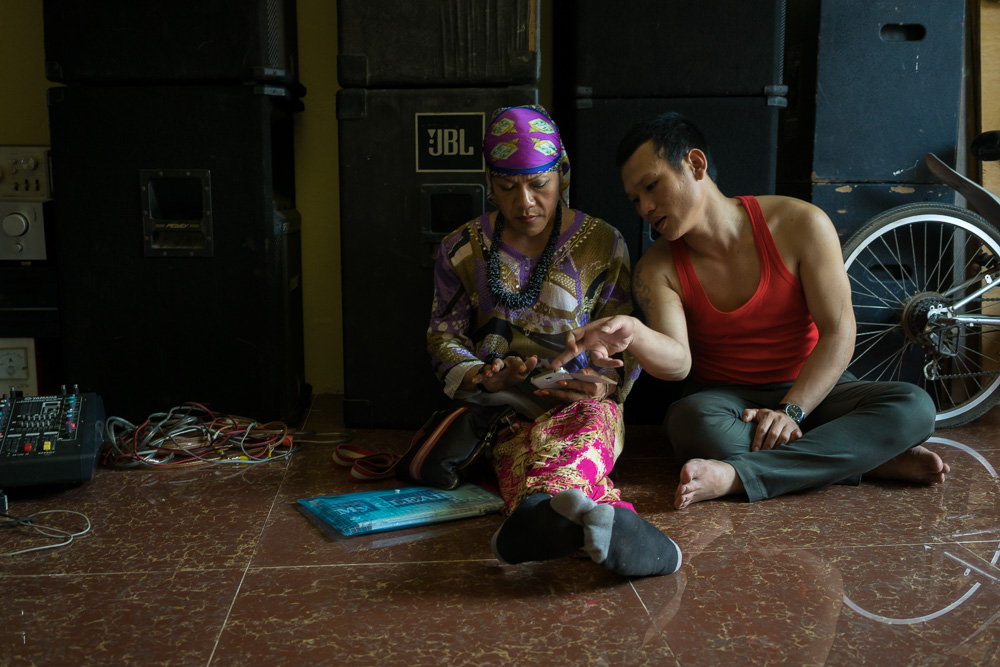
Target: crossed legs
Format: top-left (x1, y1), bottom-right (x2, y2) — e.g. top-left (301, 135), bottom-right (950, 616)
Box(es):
top-left (666, 378), bottom-right (945, 508)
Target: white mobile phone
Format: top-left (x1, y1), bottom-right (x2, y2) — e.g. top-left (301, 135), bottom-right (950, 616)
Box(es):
top-left (530, 369), bottom-right (618, 390)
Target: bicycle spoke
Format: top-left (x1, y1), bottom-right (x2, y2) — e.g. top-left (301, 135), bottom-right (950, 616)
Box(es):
top-left (856, 327), bottom-right (903, 349)
top-left (848, 264), bottom-right (904, 308)
top-left (865, 348), bottom-right (907, 381)
top-left (871, 234), bottom-right (912, 294)
top-left (948, 355), bottom-right (981, 398)
top-left (849, 288), bottom-right (901, 312)
top-left (953, 341), bottom-right (997, 373)
top-left (852, 302), bottom-right (903, 311)
top-left (851, 332), bottom-right (906, 379)
top-left (958, 239), bottom-right (985, 278)
top-left (890, 227), bottom-right (917, 289)
top-left (929, 223), bottom-right (946, 293)
top-left (889, 342), bottom-right (910, 380)
top-left (854, 323), bottom-right (898, 337)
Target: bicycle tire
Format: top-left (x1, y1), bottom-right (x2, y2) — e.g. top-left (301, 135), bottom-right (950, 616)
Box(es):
top-left (842, 202), bottom-right (1000, 428)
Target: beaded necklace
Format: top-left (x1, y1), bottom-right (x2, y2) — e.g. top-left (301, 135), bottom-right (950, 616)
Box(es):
top-left (486, 205), bottom-right (562, 310)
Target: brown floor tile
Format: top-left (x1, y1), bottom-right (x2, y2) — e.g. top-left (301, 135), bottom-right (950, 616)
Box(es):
top-left (635, 542), bottom-right (1000, 665)
top-left (0, 461), bottom-right (289, 576)
top-left (3, 570), bottom-right (243, 666)
top-left (3, 397), bottom-right (999, 666)
top-left (211, 561), bottom-right (680, 667)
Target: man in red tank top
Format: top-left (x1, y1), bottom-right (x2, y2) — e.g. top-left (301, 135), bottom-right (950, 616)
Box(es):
top-left (551, 112), bottom-right (948, 508)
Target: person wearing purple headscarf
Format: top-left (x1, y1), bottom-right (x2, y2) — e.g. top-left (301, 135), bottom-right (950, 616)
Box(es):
top-left (427, 105), bottom-right (682, 577)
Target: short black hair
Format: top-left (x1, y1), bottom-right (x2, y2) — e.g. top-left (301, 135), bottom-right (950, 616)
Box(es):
top-left (615, 112), bottom-right (717, 181)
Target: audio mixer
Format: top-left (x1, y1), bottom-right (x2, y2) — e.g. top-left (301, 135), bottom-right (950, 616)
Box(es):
top-left (0, 390), bottom-right (105, 488)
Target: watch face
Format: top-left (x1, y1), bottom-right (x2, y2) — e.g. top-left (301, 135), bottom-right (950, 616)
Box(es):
top-left (784, 404), bottom-right (804, 422)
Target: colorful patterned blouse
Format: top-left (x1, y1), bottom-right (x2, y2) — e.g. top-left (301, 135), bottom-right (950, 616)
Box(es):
top-left (427, 208), bottom-right (641, 403)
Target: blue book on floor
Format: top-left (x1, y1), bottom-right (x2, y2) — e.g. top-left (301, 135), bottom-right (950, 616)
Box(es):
top-left (298, 484), bottom-right (505, 536)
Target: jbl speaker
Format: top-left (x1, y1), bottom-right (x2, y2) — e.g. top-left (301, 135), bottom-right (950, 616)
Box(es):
top-left (337, 0), bottom-right (540, 88)
top-left (47, 84), bottom-right (306, 425)
top-left (561, 96), bottom-right (783, 267)
top-left (42, 0), bottom-right (300, 86)
top-left (338, 86), bottom-right (538, 429)
top-left (552, 0), bottom-right (787, 99)
top-left (781, 0), bottom-right (964, 183)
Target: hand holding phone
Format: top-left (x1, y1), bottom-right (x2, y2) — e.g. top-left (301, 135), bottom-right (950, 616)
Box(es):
top-left (530, 368), bottom-right (618, 390)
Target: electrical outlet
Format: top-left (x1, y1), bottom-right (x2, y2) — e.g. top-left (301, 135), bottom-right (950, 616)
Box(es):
top-left (0, 338), bottom-right (38, 395)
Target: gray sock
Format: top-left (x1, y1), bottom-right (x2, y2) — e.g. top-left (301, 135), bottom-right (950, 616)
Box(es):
top-left (550, 487), bottom-right (598, 524)
top-left (551, 488), bottom-right (682, 577)
top-left (581, 504), bottom-right (615, 563)
top-left (551, 488), bottom-right (614, 562)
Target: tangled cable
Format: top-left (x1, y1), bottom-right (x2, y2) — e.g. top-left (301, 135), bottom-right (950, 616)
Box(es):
top-left (1, 510), bottom-right (92, 556)
top-left (102, 402), bottom-right (295, 468)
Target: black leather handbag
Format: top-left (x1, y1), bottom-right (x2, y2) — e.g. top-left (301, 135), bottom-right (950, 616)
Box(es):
top-left (332, 404), bottom-right (516, 489)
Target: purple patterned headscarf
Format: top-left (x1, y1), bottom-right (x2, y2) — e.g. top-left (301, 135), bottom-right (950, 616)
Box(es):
top-left (483, 105), bottom-right (571, 207)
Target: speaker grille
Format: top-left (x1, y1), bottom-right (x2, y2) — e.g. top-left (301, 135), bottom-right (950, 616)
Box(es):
top-left (266, 0), bottom-right (283, 70)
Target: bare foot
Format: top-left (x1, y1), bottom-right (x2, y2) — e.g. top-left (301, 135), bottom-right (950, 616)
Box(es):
top-left (674, 459), bottom-right (745, 509)
top-left (866, 445), bottom-right (950, 485)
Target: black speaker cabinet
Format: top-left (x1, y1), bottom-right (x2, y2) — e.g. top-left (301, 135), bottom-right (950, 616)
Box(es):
top-left (42, 0), bottom-right (299, 86)
top-left (337, 0), bottom-right (540, 88)
top-left (562, 96), bottom-right (783, 267)
top-left (0, 265), bottom-right (59, 339)
top-left (47, 84), bottom-right (306, 425)
top-left (338, 86), bottom-right (538, 429)
top-left (552, 0), bottom-right (786, 100)
top-left (780, 182), bottom-right (957, 244)
top-left (781, 0), bottom-right (964, 184)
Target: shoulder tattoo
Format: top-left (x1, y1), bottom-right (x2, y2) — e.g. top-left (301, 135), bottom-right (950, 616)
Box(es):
top-left (633, 263), bottom-right (654, 317)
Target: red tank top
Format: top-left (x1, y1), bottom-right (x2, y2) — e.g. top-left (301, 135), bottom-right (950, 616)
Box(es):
top-left (670, 196), bottom-right (818, 384)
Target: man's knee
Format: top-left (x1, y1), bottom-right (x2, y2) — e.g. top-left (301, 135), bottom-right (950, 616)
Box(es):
top-left (665, 394), bottom-right (749, 461)
top-left (871, 382), bottom-right (936, 439)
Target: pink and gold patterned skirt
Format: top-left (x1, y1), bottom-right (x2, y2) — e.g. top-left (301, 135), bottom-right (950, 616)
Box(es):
top-left (491, 398), bottom-right (634, 515)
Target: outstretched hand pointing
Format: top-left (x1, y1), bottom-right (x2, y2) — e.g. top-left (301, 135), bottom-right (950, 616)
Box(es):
top-left (549, 315), bottom-right (635, 370)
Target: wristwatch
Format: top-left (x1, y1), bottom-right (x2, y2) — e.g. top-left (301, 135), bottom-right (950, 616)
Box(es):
top-left (777, 403), bottom-right (805, 423)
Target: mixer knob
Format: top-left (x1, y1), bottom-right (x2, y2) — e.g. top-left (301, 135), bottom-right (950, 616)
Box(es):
top-left (3, 212), bottom-right (29, 237)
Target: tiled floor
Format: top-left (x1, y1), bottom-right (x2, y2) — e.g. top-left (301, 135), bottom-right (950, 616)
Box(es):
top-left (3, 394), bottom-right (999, 666)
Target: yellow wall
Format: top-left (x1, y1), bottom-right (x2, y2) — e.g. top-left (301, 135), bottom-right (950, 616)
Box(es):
top-left (294, 2), bottom-right (342, 394)
top-left (1, 1), bottom-right (49, 145)
top-left (981, 0), bottom-right (1000, 194)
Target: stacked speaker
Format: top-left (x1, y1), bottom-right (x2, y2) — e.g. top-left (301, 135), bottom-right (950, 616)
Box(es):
top-left (337, 0), bottom-right (540, 428)
top-left (551, 0), bottom-right (788, 424)
top-left (778, 0), bottom-right (965, 240)
top-left (42, 0), bottom-right (307, 424)
top-left (552, 0), bottom-right (788, 268)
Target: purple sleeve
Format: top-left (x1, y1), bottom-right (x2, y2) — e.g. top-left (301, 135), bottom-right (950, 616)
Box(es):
top-left (426, 234), bottom-right (481, 390)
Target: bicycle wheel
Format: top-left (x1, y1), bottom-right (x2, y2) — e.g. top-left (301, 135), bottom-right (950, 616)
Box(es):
top-left (842, 202), bottom-right (1000, 428)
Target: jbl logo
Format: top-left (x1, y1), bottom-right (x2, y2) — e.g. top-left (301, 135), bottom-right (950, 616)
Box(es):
top-left (427, 129), bottom-right (474, 157)
top-left (415, 113), bottom-right (484, 173)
